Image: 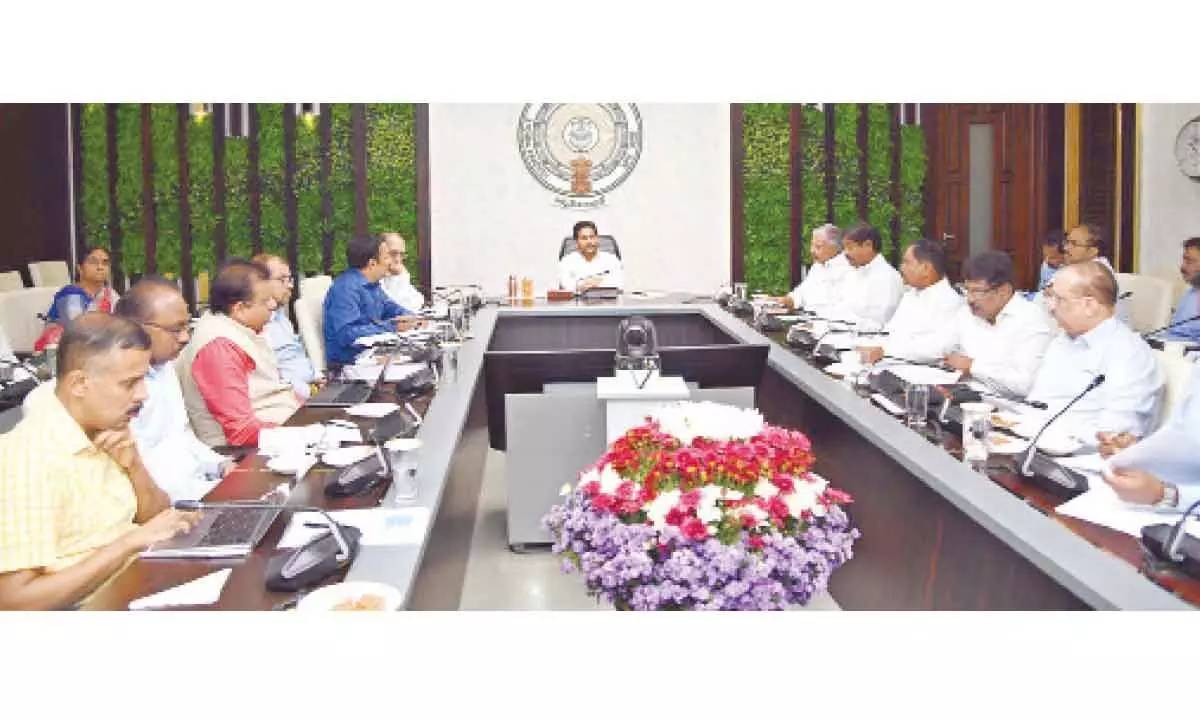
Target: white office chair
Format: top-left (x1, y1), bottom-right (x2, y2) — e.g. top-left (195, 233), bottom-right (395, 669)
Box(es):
top-left (27, 261), bottom-right (70, 288)
top-left (1115, 273), bottom-right (1173, 334)
top-left (1152, 349), bottom-right (1193, 429)
top-left (0, 270), bottom-right (24, 292)
top-left (295, 275), bottom-right (332, 375)
top-left (0, 286), bottom-right (60, 353)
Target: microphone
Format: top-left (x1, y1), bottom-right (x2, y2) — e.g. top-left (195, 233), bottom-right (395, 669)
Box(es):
top-left (325, 406), bottom-right (417, 497)
top-left (1020, 374), bottom-right (1106, 476)
top-left (1141, 314), bottom-right (1200, 340)
top-left (1141, 497), bottom-right (1200, 579)
top-left (173, 500), bottom-right (361, 593)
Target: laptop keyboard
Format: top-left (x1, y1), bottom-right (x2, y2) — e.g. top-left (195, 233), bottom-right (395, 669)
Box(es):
top-left (311, 382), bottom-right (373, 405)
top-left (200, 507), bottom-right (273, 547)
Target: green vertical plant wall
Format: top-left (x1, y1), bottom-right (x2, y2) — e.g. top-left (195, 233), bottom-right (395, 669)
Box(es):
top-left (78, 104), bottom-right (419, 286)
top-left (740, 103), bottom-right (928, 293)
top-left (742, 103), bottom-right (791, 296)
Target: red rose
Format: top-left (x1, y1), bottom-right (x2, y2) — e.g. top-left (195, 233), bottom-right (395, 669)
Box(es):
top-left (825, 487), bottom-right (854, 504)
top-left (769, 473), bottom-right (795, 493)
top-left (592, 494), bottom-right (615, 512)
top-left (665, 506), bottom-right (689, 527)
top-left (747, 534), bottom-right (765, 550)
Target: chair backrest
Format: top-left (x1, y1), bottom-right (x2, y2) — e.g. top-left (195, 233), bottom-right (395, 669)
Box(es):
top-left (559, 234), bottom-right (621, 261)
top-left (0, 270), bottom-right (24, 292)
top-left (1115, 273), bottom-right (1172, 334)
top-left (28, 261), bottom-right (70, 288)
top-left (1153, 349), bottom-right (1194, 429)
top-left (0, 286), bottom-right (60, 353)
top-left (295, 275), bottom-right (332, 374)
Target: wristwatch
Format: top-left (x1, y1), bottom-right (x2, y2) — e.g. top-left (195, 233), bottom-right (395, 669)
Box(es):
top-left (1154, 482), bottom-right (1180, 509)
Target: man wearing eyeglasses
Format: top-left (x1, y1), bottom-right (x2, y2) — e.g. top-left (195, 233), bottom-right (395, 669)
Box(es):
top-left (943, 251), bottom-right (1055, 398)
top-left (1026, 260), bottom-right (1163, 445)
top-left (1060, 224), bottom-right (1131, 324)
top-left (23, 277), bottom-right (236, 501)
top-left (253, 253), bottom-right (318, 399)
top-left (378, 233), bottom-right (426, 312)
top-left (176, 259), bottom-right (301, 447)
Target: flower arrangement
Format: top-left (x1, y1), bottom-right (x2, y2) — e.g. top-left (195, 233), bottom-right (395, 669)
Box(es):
top-left (542, 401), bottom-right (859, 610)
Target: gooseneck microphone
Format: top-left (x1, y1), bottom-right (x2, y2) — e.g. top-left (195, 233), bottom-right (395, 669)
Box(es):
top-left (1020, 374), bottom-right (1106, 477)
top-left (1141, 497), bottom-right (1200, 579)
top-left (1141, 314), bottom-right (1200, 340)
top-left (174, 500), bottom-right (361, 592)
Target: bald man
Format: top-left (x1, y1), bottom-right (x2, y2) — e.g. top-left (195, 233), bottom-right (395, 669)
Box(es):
top-left (0, 314), bottom-right (199, 609)
top-left (1028, 260), bottom-right (1164, 446)
top-left (25, 277), bottom-right (235, 501)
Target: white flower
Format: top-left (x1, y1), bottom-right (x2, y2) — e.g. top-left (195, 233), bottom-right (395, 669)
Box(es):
top-left (645, 489), bottom-right (681, 527)
top-left (649, 401), bottom-right (764, 444)
top-left (754, 478), bottom-right (779, 499)
top-left (783, 487), bottom-right (820, 518)
top-left (696, 495), bottom-right (723, 525)
top-left (578, 467), bottom-right (599, 487)
top-left (598, 464), bottom-right (624, 494)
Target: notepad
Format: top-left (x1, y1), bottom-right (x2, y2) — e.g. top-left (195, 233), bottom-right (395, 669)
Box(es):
top-left (128, 569), bottom-right (232, 610)
top-left (277, 507), bottom-right (431, 548)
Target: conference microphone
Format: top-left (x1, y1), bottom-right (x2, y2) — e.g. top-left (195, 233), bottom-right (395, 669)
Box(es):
top-left (1020, 374), bottom-right (1106, 477)
top-left (1140, 497), bottom-right (1200, 579)
top-left (173, 500), bottom-right (361, 593)
top-left (1141, 314), bottom-right (1200, 340)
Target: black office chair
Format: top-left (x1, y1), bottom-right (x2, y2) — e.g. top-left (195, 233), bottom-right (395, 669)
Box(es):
top-left (559, 235), bottom-right (622, 261)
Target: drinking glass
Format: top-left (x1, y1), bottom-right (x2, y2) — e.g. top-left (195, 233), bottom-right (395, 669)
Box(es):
top-left (389, 450), bottom-right (419, 504)
top-left (733, 282), bottom-right (748, 301)
top-left (904, 383), bottom-right (930, 428)
top-left (960, 402), bottom-right (993, 464)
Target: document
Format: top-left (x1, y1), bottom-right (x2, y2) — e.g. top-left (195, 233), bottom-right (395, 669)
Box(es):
top-left (879, 363), bottom-right (962, 387)
top-left (1106, 426), bottom-right (1197, 483)
top-left (1056, 481), bottom-right (1200, 540)
top-left (128, 569), bottom-right (232, 610)
top-left (277, 507), bottom-right (432, 548)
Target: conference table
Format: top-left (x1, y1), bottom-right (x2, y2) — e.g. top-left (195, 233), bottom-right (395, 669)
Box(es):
top-left (84, 293), bottom-right (1200, 610)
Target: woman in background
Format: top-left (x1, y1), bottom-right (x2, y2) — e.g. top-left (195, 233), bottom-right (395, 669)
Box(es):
top-left (33, 245), bottom-right (120, 352)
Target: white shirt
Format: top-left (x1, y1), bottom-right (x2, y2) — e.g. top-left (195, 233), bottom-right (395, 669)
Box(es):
top-left (1027, 316), bottom-right (1164, 442)
top-left (1109, 362), bottom-right (1200, 511)
top-left (22, 361), bottom-right (227, 502)
top-left (827, 253), bottom-right (904, 330)
top-left (948, 293), bottom-right (1056, 398)
top-left (881, 278), bottom-right (965, 363)
top-left (380, 269), bottom-right (426, 312)
top-left (787, 253), bottom-right (851, 312)
top-left (557, 251), bottom-right (623, 291)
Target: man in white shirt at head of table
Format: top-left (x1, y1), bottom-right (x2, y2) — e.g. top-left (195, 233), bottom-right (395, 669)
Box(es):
top-left (1027, 260), bottom-right (1164, 448)
top-left (825, 221), bottom-right (904, 330)
top-left (774, 223), bottom-right (850, 314)
top-left (557, 220), bottom-right (623, 293)
top-left (856, 238), bottom-right (963, 365)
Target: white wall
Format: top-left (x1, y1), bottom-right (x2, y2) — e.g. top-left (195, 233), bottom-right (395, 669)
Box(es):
top-left (1137, 103), bottom-right (1200, 280)
top-left (428, 104), bottom-right (731, 297)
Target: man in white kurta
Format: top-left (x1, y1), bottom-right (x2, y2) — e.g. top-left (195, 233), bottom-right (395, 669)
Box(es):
top-left (944, 251), bottom-right (1055, 398)
top-left (779, 224), bottom-right (851, 314)
top-left (857, 239), bottom-right (963, 364)
top-left (1027, 261), bottom-right (1164, 445)
top-left (557, 220), bottom-right (623, 292)
top-left (825, 223), bottom-right (903, 330)
top-left (378, 232), bottom-right (426, 312)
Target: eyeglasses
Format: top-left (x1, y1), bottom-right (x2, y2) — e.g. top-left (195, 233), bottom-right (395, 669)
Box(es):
top-left (963, 285), bottom-right (1001, 299)
top-left (272, 274), bottom-right (294, 285)
top-left (143, 320), bottom-right (191, 337)
top-left (1042, 288), bottom-right (1088, 306)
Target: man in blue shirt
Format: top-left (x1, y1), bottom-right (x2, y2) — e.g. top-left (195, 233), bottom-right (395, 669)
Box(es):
top-left (254, 253), bottom-right (318, 398)
top-left (323, 235), bottom-right (420, 367)
top-left (1164, 237), bottom-right (1200, 342)
top-left (1038, 230), bottom-right (1064, 291)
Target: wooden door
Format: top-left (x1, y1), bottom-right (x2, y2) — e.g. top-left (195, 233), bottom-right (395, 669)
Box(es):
top-left (925, 104), bottom-right (1057, 288)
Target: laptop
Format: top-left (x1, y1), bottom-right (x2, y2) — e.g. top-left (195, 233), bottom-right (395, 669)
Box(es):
top-left (306, 350), bottom-right (396, 408)
top-left (139, 502), bottom-right (283, 559)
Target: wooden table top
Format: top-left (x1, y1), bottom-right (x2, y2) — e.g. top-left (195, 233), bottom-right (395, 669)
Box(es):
top-left (82, 391), bottom-right (433, 611)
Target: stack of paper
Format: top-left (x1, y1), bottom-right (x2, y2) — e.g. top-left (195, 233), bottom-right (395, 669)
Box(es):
top-left (128, 569), bottom-right (232, 610)
top-left (277, 507), bottom-right (431, 548)
top-left (1056, 482), bottom-right (1200, 539)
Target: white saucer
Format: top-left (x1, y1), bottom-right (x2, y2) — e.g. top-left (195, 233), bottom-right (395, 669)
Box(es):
top-left (298, 581), bottom-right (403, 612)
top-left (320, 445), bottom-right (375, 468)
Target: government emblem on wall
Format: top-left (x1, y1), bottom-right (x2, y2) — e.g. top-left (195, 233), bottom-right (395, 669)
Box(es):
top-left (517, 103), bottom-right (643, 209)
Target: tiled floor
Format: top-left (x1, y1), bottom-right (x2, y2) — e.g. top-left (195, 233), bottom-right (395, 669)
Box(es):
top-left (457, 450), bottom-right (841, 611)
